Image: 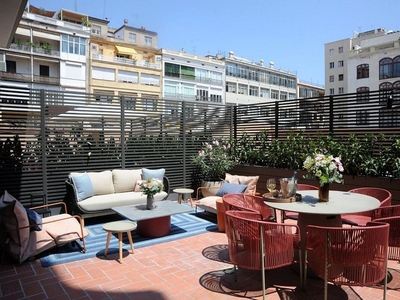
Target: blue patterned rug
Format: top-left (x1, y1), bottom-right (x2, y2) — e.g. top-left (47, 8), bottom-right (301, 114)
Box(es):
top-left (39, 211), bottom-right (217, 267)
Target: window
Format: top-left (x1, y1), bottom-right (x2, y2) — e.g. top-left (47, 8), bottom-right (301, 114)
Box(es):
top-left (260, 88), bottom-right (269, 98)
top-left (142, 95), bottom-right (157, 111)
top-left (6, 60), bottom-right (16, 73)
top-left (141, 73), bottom-right (159, 86)
top-left (129, 33), bottom-right (136, 43)
top-left (61, 35), bottom-right (86, 55)
top-left (329, 49), bottom-right (334, 56)
top-left (226, 82), bottom-right (236, 93)
top-left (329, 88), bottom-right (334, 95)
top-left (165, 63), bottom-right (180, 78)
top-left (180, 66), bottom-right (195, 80)
top-left (357, 64), bottom-right (369, 79)
top-left (196, 89), bottom-right (208, 101)
top-left (380, 58), bottom-right (392, 79)
top-left (338, 74), bottom-right (344, 81)
top-left (394, 56), bottom-right (400, 78)
top-left (356, 86), bottom-right (370, 102)
top-left (338, 60), bottom-right (344, 67)
top-left (329, 62), bottom-right (334, 69)
top-left (91, 26), bottom-right (101, 35)
top-left (271, 89), bottom-right (279, 99)
top-left (92, 66), bottom-right (115, 81)
top-left (238, 84), bottom-right (247, 95)
top-left (118, 70), bottom-right (138, 83)
top-left (144, 36), bottom-right (152, 46)
top-left (280, 92), bottom-right (287, 100)
top-left (338, 46), bottom-right (343, 53)
top-left (40, 65), bottom-right (49, 77)
top-left (329, 75), bottom-right (334, 82)
top-left (209, 94), bottom-right (222, 103)
top-left (379, 82), bottom-right (392, 105)
top-left (120, 93), bottom-right (137, 110)
top-left (249, 86), bottom-right (258, 96)
top-left (356, 110), bottom-right (369, 125)
top-left (338, 87), bottom-right (344, 94)
top-left (94, 89), bottom-right (113, 102)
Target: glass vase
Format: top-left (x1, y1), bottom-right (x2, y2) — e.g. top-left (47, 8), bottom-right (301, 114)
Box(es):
top-left (146, 195), bottom-right (154, 210)
top-left (318, 183), bottom-right (329, 202)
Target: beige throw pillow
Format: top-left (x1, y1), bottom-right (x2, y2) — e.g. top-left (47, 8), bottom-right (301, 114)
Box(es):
top-left (225, 173), bottom-right (259, 194)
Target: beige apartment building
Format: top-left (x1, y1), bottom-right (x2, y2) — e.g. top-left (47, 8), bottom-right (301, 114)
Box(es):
top-left (88, 18), bottom-right (162, 111)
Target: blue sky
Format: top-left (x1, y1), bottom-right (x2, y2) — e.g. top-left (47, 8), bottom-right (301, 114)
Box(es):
top-left (29, 0), bottom-right (400, 85)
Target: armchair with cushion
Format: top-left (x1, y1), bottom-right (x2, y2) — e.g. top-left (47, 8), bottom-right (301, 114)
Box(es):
top-left (0, 191), bottom-right (88, 264)
top-left (194, 173), bottom-right (259, 214)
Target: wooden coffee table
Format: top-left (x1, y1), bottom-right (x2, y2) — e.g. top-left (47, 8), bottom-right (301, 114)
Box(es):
top-left (112, 200), bottom-right (192, 238)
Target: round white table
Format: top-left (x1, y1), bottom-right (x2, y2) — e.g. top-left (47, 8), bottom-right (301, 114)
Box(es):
top-left (173, 188), bottom-right (194, 204)
top-left (103, 220), bottom-right (137, 263)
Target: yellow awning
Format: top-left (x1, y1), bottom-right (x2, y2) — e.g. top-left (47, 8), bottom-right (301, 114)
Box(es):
top-left (115, 45), bottom-right (137, 56)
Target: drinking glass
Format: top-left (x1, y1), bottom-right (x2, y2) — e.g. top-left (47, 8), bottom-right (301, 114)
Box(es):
top-left (266, 178), bottom-right (276, 193)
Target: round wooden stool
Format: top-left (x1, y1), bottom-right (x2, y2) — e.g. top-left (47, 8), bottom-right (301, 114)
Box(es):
top-left (103, 220), bottom-right (137, 263)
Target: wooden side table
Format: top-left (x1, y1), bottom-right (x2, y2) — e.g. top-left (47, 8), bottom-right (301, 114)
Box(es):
top-left (103, 220), bottom-right (137, 263)
top-left (173, 188), bottom-right (194, 204)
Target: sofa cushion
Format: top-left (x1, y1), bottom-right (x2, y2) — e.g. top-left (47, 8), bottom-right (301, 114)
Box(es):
top-left (112, 169), bottom-right (142, 193)
top-left (87, 170), bottom-right (114, 195)
top-left (142, 168), bottom-right (165, 180)
top-left (0, 189), bottom-right (18, 208)
top-left (25, 208), bottom-right (42, 231)
top-left (225, 173), bottom-right (259, 194)
top-left (215, 182), bottom-right (248, 197)
top-left (195, 196), bottom-right (221, 214)
top-left (0, 200), bottom-right (30, 263)
top-left (71, 173), bottom-right (94, 201)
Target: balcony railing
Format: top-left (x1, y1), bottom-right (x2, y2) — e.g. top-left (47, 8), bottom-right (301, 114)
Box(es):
top-left (164, 72), bottom-right (223, 86)
top-left (9, 43), bottom-right (60, 58)
top-left (92, 54), bottom-right (161, 69)
top-left (0, 71), bottom-right (60, 85)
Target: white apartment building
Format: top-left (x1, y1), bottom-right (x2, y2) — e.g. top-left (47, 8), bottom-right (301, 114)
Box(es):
top-left (325, 28), bottom-right (400, 96)
top-left (219, 51), bottom-right (297, 105)
top-left (161, 49), bottom-right (225, 104)
top-left (0, 6), bottom-right (90, 93)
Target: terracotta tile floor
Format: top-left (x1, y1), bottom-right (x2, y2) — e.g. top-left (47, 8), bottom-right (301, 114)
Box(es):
top-left (1, 216), bottom-right (400, 299)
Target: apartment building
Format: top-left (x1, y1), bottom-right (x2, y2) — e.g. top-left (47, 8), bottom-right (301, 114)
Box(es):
top-left (89, 18), bottom-right (162, 111)
top-left (218, 51), bottom-right (297, 105)
top-left (325, 27), bottom-right (400, 96)
top-left (161, 49), bottom-right (225, 104)
top-left (0, 6), bottom-right (90, 93)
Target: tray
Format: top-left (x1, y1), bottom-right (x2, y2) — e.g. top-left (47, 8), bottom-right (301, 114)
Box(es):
top-left (262, 193), bottom-right (302, 203)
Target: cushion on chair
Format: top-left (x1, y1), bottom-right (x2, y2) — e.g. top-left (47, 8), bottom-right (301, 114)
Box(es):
top-left (225, 173), bottom-right (259, 194)
top-left (134, 179), bottom-right (144, 192)
top-left (0, 189), bottom-right (18, 207)
top-left (43, 214), bottom-right (89, 245)
top-left (71, 173), bottom-right (94, 201)
top-left (142, 168), bottom-right (165, 180)
top-left (0, 199), bottom-right (30, 263)
top-left (215, 182), bottom-right (248, 197)
top-left (112, 169), bottom-right (142, 193)
top-left (25, 208), bottom-right (42, 231)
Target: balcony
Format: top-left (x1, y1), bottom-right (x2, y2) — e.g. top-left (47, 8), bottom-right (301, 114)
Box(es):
top-left (165, 72), bottom-right (223, 86)
top-left (9, 43), bottom-right (60, 58)
top-left (0, 71), bottom-right (60, 85)
top-left (92, 53), bottom-right (161, 69)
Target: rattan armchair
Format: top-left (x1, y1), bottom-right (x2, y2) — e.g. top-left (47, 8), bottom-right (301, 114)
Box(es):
top-left (341, 187), bottom-right (392, 226)
top-left (225, 210), bottom-right (301, 299)
top-left (222, 193), bottom-right (274, 221)
top-left (304, 222), bottom-right (389, 300)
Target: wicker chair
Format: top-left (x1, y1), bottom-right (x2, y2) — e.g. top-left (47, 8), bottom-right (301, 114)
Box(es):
top-left (281, 184), bottom-right (318, 223)
top-left (304, 222), bottom-right (389, 300)
top-left (222, 193), bottom-right (274, 221)
top-left (225, 210), bottom-right (302, 298)
top-left (341, 187), bottom-right (392, 226)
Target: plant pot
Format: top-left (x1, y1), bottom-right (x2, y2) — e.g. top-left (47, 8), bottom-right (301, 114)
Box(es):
top-left (318, 183), bottom-right (329, 202)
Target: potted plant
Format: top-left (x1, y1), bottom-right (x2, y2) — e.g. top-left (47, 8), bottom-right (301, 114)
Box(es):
top-left (192, 138), bottom-right (236, 196)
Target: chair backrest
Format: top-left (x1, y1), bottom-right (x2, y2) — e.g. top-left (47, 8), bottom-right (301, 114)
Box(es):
top-left (222, 193), bottom-right (273, 221)
top-left (372, 216), bottom-right (400, 261)
top-left (372, 204), bottom-right (400, 220)
top-left (305, 222), bottom-right (389, 286)
top-left (347, 187), bottom-right (392, 217)
top-left (297, 184), bottom-right (318, 190)
top-left (225, 210), bottom-right (300, 271)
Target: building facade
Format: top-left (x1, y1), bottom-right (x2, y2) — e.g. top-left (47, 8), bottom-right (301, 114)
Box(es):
top-left (88, 18), bottom-right (162, 111)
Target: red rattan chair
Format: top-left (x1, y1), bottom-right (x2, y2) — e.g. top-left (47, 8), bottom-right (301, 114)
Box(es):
top-left (281, 184), bottom-right (318, 223)
top-left (373, 215), bottom-right (400, 261)
top-left (225, 210), bottom-right (302, 297)
top-left (304, 222), bottom-right (389, 300)
top-left (372, 204), bottom-right (400, 220)
top-left (341, 187), bottom-right (392, 226)
top-left (222, 193), bottom-right (274, 221)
